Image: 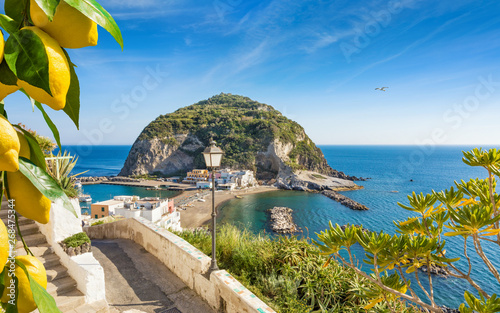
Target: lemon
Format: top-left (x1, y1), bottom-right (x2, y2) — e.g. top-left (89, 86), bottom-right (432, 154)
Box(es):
top-left (0, 117), bottom-right (20, 172)
top-left (30, 0), bottom-right (98, 49)
top-left (0, 82), bottom-right (19, 100)
top-left (0, 30), bottom-right (4, 61)
top-left (0, 220), bottom-right (8, 268)
top-left (1, 255), bottom-right (47, 313)
top-left (16, 27), bottom-right (70, 111)
top-left (6, 170), bottom-right (51, 224)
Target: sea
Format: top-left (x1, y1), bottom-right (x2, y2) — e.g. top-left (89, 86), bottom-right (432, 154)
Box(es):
top-left (63, 144), bottom-right (499, 308)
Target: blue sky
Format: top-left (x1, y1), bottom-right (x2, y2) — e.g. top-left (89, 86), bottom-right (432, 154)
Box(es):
top-left (3, 0), bottom-right (500, 145)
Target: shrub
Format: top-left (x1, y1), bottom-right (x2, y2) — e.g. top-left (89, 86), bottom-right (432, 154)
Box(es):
top-left (62, 232), bottom-right (90, 248)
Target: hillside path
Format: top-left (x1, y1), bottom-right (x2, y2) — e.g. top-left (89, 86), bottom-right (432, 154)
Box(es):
top-left (91, 239), bottom-right (216, 313)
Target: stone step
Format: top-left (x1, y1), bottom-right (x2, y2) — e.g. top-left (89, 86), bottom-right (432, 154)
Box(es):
top-left (71, 300), bottom-right (110, 313)
top-left (15, 244), bottom-right (53, 257)
top-left (46, 264), bottom-right (69, 283)
top-left (18, 222), bottom-right (39, 236)
top-left (0, 208), bottom-right (35, 224)
top-left (45, 289), bottom-right (86, 312)
top-left (47, 276), bottom-right (77, 296)
top-left (16, 233), bottom-right (47, 249)
top-left (39, 253), bottom-right (62, 270)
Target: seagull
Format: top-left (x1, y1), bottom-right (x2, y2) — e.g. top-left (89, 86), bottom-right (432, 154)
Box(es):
top-left (375, 87), bottom-right (389, 91)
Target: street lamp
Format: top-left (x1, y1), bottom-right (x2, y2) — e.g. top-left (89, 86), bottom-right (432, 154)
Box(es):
top-left (202, 140), bottom-right (223, 272)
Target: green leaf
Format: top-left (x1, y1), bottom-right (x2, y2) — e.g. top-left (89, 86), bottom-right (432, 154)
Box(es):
top-left (18, 157), bottom-right (77, 217)
top-left (15, 259), bottom-right (62, 313)
top-left (0, 100), bottom-right (6, 118)
top-left (0, 266), bottom-right (7, 296)
top-left (62, 49), bottom-right (80, 129)
top-left (34, 101), bottom-right (61, 150)
top-left (33, 0), bottom-right (61, 22)
top-left (0, 15), bottom-right (19, 34)
top-left (12, 124), bottom-right (47, 171)
top-left (64, 0), bottom-right (123, 49)
top-left (1, 264), bottom-right (18, 313)
top-left (0, 58), bottom-right (18, 86)
top-left (4, 28), bottom-right (52, 96)
top-left (4, 0), bottom-right (26, 23)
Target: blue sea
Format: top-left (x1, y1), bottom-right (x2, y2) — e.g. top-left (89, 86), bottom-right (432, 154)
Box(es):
top-left (64, 144), bottom-right (499, 308)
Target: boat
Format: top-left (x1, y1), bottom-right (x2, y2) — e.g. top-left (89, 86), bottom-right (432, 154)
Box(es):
top-left (235, 195), bottom-right (243, 199)
top-left (79, 194), bottom-right (92, 202)
top-left (75, 180), bottom-right (82, 188)
top-left (197, 199), bottom-right (206, 202)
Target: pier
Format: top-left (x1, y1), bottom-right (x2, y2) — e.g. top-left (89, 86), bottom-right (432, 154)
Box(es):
top-left (321, 191), bottom-right (369, 210)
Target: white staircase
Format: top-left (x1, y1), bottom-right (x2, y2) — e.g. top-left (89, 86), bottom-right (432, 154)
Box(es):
top-left (0, 206), bottom-right (108, 312)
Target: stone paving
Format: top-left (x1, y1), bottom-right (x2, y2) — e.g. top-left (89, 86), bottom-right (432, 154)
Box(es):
top-left (91, 239), bottom-right (216, 313)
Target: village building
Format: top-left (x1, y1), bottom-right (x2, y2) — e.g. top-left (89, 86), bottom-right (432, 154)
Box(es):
top-left (215, 169), bottom-right (257, 189)
top-left (196, 181), bottom-right (212, 189)
top-left (91, 196), bottom-right (181, 231)
top-left (182, 169), bottom-right (209, 184)
top-left (165, 176), bottom-right (181, 183)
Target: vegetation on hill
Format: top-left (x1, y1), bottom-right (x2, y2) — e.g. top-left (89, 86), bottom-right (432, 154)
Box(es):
top-left (176, 224), bottom-right (422, 313)
top-left (137, 93), bottom-right (330, 175)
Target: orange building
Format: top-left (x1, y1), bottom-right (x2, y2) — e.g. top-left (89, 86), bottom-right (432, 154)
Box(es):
top-left (183, 169), bottom-right (209, 184)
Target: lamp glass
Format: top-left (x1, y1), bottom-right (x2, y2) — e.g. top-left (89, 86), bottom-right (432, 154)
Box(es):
top-left (210, 152), bottom-right (223, 168)
top-left (202, 152), bottom-right (212, 167)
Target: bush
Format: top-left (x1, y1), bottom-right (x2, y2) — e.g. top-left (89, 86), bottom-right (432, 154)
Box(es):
top-left (62, 232), bottom-right (90, 248)
top-left (175, 224), bottom-right (422, 313)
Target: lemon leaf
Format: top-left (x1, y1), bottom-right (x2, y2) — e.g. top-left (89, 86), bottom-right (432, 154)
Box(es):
top-left (64, 0), bottom-right (123, 49)
top-left (62, 49), bottom-right (80, 129)
top-left (17, 157), bottom-right (77, 217)
top-left (33, 100), bottom-right (61, 149)
top-left (0, 58), bottom-right (18, 86)
top-left (4, 0), bottom-right (26, 23)
top-left (33, 0), bottom-right (61, 22)
top-left (4, 28), bottom-right (52, 96)
top-left (0, 14), bottom-right (18, 34)
top-left (12, 124), bottom-right (47, 171)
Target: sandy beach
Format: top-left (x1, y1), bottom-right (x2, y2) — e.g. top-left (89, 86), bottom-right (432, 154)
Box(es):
top-left (174, 186), bottom-right (278, 228)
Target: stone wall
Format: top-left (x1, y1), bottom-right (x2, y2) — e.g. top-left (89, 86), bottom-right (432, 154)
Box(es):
top-left (85, 217), bottom-right (276, 313)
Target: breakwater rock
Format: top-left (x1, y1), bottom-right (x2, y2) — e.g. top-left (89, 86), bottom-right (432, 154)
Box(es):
top-left (321, 191), bottom-right (369, 210)
top-left (267, 207), bottom-right (301, 234)
top-left (440, 306), bottom-right (459, 313)
top-left (420, 264), bottom-right (449, 277)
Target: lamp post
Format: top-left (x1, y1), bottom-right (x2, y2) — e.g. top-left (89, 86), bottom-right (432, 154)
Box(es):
top-left (202, 140), bottom-right (223, 272)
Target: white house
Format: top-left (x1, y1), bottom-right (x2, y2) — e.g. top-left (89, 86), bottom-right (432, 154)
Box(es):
top-left (196, 181), bottom-right (212, 189)
top-left (91, 196), bottom-right (181, 231)
top-left (216, 169), bottom-right (256, 188)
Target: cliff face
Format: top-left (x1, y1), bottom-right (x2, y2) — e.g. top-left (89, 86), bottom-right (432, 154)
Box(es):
top-left (119, 94), bottom-right (359, 189)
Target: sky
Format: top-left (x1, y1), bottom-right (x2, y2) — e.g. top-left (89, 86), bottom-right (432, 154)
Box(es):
top-left (2, 0), bottom-right (500, 146)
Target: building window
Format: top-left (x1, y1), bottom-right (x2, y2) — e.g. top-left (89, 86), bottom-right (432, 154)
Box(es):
top-left (102, 207), bottom-right (105, 212)
top-left (102, 215), bottom-right (105, 217)
top-left (95, 214), bottom-right (98, 219)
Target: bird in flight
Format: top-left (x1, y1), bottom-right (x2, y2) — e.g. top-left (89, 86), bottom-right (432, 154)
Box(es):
top-left (375, 87), bottom-right (389, 91)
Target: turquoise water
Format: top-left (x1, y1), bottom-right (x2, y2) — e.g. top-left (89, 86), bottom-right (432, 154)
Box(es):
top-left (218, 145), bottom-right (500, 308)
top-left (64, 144), bottom-right (499, 308)
top-left (58, 145), bottom-right (179, 214)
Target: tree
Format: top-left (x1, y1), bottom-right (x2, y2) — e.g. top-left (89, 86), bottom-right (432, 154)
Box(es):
top-left (0, 0), bottom-right (122, 311)
top-left (314, 148), bottom-right (500, 313)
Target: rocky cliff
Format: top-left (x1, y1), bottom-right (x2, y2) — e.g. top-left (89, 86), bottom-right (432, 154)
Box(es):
top-left (120, 93), bottom-right (361, 190)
